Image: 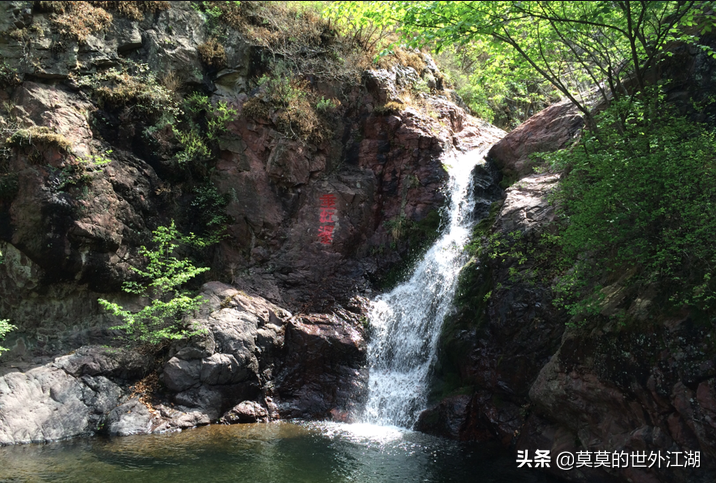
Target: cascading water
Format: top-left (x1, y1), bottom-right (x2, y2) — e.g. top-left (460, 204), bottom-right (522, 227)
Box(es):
top-left (362, 146), bottom-right (494, 428)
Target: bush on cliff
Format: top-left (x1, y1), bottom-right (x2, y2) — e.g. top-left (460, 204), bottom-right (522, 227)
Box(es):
top-left (98, 222), bottom-right (209, 346)
top-left (545, 94), bottom-right (716, 318)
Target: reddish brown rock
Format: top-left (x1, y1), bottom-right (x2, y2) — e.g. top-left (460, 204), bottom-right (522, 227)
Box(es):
top-left (221, 400), bottom-right (269, 424)
top-left (487, 99), bottom-right (583, 182)
top-left (275, 313), bottom-right (367, 420)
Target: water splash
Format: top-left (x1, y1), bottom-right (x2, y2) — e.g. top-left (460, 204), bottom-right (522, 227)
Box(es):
top-left (362, 147), bottom-right (494, 428)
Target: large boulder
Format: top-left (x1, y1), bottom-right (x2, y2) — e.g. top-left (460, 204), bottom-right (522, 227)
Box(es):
top-left (0, 282), bottom-right (369, 444)
top-left (275, 312), bottom-right (368, 419)
top-left (0, 353), bottom-right (127, 444)
top-left (487, 99), bottom-right (582, 182)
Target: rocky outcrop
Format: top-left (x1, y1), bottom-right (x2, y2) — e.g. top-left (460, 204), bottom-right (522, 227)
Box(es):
top-left (519, 316), bottom-right (716, 483)
top-left (419, 170), bottom-right (566, 444)
top-left (423, 154), bottom-right (716, 481)
top-left (487, 99), bottom-right (582, 182)
top-left (0, 281), bottom-right (367, 444)
top-left (421, 37), bottom-right (716, 482)
top-left (0, 1), bottom-right (502, 366)
top-left (276, 310), bottom-right (367, 420)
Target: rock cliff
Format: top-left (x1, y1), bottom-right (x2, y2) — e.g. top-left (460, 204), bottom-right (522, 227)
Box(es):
top-left (419, 37), bottom-right (716, 483)
top-left (0, 1), bottom-right (503, 443)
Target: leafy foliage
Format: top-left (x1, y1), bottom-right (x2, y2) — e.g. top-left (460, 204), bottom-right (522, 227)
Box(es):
top-left (323, 1), bottom-right (398, 55)
top-left (49, 151), bottom-right (112, 191)
top-left (350, 1), bottom-right (715, 128)
top-left (545, 95), bottom-right (716, 316)
top-left (434, 44), bottom-right (558, 128)
top-left (189, 183), bottom-right (231, 244)
top-left (0, 319), bottom-right (15, 355)
top-left (173, 93), bottom-right (237, 166)
top-left (98, 222), bottom-right (210, 346)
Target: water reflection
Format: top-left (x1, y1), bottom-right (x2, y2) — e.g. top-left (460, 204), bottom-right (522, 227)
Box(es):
top-left (0, 422), bottom-right (558, 483)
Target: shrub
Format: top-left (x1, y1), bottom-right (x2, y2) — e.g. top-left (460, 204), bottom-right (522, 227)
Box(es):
top-left (52, 151), bottom-right (113, 190)
top-left (173, 93), bottom-right (237, 165)
top-left (189, 183), bottom-right (231, 243)
top-left (545, 94), bottom-right (716, 316)
top-left (98, 221), bottom-right (209, 346)
top-left (244, 73), bottom-right (329, 143)
top-left (315, 96), bottom-right (340, 112)
top-left (77, 62), bottom-right (180, 118)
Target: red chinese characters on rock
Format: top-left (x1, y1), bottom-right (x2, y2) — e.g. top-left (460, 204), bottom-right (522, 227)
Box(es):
top-left (318, 193), bottom-right (337, 245)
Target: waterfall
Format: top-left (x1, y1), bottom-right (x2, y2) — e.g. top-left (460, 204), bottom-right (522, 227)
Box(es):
top-left (361, 146), bottom-right (494, 428)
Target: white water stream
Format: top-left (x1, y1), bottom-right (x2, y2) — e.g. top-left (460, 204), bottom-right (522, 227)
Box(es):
top-left (362, 147), bottom-right (493, 428)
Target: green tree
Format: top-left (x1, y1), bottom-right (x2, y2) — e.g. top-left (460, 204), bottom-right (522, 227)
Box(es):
top-left (344, 1), bottom-right (714, 127)
top-left (546, 96), bottom-right (716, 317)
top-left (98, 221), bottom-right (210, 345)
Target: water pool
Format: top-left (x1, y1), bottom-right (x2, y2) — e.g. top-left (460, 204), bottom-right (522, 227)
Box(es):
top-left (0, 421), bottom-right (560, 482)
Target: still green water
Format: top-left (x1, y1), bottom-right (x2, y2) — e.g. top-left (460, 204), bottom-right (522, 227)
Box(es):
top-left (0, 421), bottom-right (559, 482)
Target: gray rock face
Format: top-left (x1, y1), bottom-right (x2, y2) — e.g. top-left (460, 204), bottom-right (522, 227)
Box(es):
top-left (162, 357), bottom-right (202, 392)
top-left (494, 173), bottom-right (559, 234)
top-left (158, 283), bottom-right (367, 423)
top-left (0, 284), bottom-right (367, 445)
top-left (0, 361), bottom-right (124, 444)
top-left (107, 399), bottom-right (152, 436)
top-left (54, 345), bottom-right (153, 380)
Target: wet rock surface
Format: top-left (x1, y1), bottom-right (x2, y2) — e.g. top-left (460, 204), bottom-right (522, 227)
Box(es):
top-left (275, 311), bottom-right (368, 419)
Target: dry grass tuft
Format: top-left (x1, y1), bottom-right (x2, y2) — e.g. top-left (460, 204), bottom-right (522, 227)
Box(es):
top-left (159, 70), bottom-right (183, 96)
top-left (93, 1), bottom-right (170, 21)
top-left (374, 101), bottom-right (406, 115)
top-left (44, 2), bottom-right (113, 43)
top-left (241, 97), bottom-right (271, 121)
top-left (7, 126), bottom-right (72, 152)
top-left (197, 38), bottom-right (227, 68)
top-left (73, 62), bottom-right (179, 119)
top-left (376, 48), bottom-right (428, 73)
top-left (39, 2), bottom-right (169, 42)
top-left (242, 73), bottom-right (334, 144)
